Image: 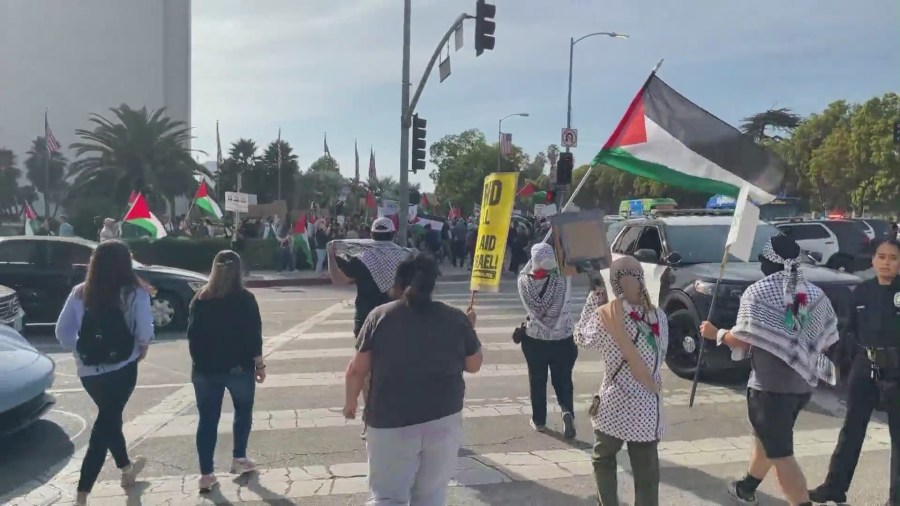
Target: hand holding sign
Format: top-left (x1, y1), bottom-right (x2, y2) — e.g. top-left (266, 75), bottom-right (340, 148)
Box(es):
top-left (470, 172), bottom-right (518, 293)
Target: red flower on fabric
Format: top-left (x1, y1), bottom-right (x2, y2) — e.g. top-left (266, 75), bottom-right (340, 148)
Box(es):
top-left (532, 269), bottom-right (547, 280)
top-left (795, 292), bottom-right (808, 306)
top-left (650, 323), bottom-right (660, 336)
top-left (628, 311), bottom-right (641, 321)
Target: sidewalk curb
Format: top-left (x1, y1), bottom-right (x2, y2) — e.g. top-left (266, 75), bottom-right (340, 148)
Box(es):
top-left (245, 272), bottom-right (472, 288)
top-left (245, 276), bottom-right (333, 288)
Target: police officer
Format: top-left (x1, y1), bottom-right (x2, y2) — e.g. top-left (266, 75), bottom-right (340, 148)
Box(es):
top-left (810, 238), bottom-right (900, 505)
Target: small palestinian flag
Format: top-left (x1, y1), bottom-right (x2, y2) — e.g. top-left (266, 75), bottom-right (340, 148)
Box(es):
top-left (193, 180), bottom-right (223, 219)
top-left (292, 213), bottom-right (312, 269)
top-left (593, 74), bottom-right (784, 203)
top-left (123, 193), bottom-right (168, 239)
top-left (23, 202), bottom-right (38, 236)
top-left (517, 182), bottom-right (537, 198)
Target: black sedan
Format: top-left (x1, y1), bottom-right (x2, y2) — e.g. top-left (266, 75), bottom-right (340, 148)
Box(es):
top-left (0, 236), bottom-right (208, 331)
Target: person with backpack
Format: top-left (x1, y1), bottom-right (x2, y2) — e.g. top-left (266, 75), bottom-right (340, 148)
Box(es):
top-left (187, 250), bottom-right (264, 493)
top-left (55, 240), bottom-right (154, 506)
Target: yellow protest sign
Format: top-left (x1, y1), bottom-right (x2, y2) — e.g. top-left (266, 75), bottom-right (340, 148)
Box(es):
top-left (470, 172), bottom-right (519, 293)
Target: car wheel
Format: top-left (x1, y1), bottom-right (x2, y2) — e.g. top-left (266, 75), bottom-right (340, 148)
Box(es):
top-left (827, 254), bottom-right (852, 272)
top-left (665, 308), bottom-right (704, 380)
top-left (151, 291), bottom-right (183, 331)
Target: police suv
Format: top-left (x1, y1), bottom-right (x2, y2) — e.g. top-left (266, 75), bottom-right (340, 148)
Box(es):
top-left (600, 209), bottom-right (862, 379)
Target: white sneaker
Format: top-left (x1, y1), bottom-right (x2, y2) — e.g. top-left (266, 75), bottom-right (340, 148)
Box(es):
top-left (230, 457), bottom-right (257, 475)
top-left (198, 474), bottom-right (218, 493)
top-left (120, 456), bottom-right (146, 488)
top-left (529, 419), bottom-right (546, 433)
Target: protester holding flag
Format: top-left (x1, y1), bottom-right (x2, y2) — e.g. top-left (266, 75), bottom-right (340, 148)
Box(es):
top-left (100, 218), bottom-right (119, 241)
top-left (700, 235), bottom-right (839, 506)
top-left (574, 256), bottom-right (668, 506)
top-left (516, 243), bottom-right (578, 439)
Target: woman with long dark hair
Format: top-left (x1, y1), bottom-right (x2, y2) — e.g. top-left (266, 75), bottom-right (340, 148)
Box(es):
top-left (55, 240), bottom-right (154, 506)
top-left (343, 253), bottom-right (483, 505)
top-left (187, 250), bottom-right (265, 492)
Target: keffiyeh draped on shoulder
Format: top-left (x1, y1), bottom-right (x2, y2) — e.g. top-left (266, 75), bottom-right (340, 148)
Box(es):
top-left (331, 239), bottom-right (416, 293)
top-left (731, 271), bottom-right (840, 386)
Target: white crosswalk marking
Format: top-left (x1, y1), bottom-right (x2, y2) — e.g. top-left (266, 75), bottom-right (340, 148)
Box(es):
top-left (4, 284), bottom-right (892, 505)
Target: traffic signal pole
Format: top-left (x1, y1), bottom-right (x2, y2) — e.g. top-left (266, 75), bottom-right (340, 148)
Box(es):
top-left (398, 0), bottom-right (412, 245)
top-left (398, 12), bottom-right (474, 246)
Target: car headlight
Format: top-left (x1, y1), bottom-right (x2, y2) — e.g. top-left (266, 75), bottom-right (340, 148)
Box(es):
top-left (188, 281), bottom-right (206, 292)
top-left (693, 280), bottom-right (717, 295)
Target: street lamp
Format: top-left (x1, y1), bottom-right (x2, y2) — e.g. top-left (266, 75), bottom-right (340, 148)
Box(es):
top-left (566, 32), bottom-right (628, 152)
top-left (498, 112), bottom-right (529, 171)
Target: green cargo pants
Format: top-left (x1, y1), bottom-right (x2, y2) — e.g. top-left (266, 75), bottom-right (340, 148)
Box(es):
top-left (592, 430), bottom-right (659, 506)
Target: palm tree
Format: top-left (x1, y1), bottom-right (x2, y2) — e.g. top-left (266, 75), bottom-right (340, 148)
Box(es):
top-left (218, 138), bottom-right (259, 196)
top-left (0, 149), bottom-right (23, 216)
top-left (69, 104), bottom-right (208, 213)
top-left (24, 137), bottom-right (68, 217)
top-left (740, 108), bottom-right (802, 142)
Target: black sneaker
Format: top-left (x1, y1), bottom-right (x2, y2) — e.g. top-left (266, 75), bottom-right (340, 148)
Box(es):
top-left (562, 412), bottom-right (576, 439)
top-left (727, 480), bottom-right (758, 505)
top-left (808, 485), bottom-right (846, 504)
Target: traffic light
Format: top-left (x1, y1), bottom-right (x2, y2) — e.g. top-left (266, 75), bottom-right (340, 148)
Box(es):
top-left (557, 152), bottom-right (574, 185)
top-left (475, 0), bottom-right (496, 57)
top-left (894, 120), bottom-right (900, 145)
top-left (545, 190), bottom-right (555, 204)
top-left (412, 114), bottom-right (427, 173)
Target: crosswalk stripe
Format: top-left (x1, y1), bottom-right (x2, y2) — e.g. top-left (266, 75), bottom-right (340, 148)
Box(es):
top-left (317, 314), bottom-right (521, 326)
top-left (47, 361), bottom-right (607, 394)
top-left (297, 326), bottom-right (514, 341)
top-left (269, 342), bottom-right (524, 360)
top-left (56, 425), bottom-right (892, 503)
top-left (148, 388), bottom-right (746, 438)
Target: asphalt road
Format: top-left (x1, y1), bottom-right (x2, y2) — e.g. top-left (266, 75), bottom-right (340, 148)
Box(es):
top-left (1, 278), bottom-right (895, 505)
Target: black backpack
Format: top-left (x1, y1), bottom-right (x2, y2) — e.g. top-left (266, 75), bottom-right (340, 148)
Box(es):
top-left (76, 302), bottom-right (136, 366)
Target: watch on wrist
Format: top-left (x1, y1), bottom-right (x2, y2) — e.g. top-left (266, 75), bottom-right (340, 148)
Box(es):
top-left (716, 328), bottom-right (728, 347)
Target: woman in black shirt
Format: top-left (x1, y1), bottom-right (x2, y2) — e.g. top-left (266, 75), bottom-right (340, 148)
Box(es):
top-left (187, 250), bottom-right (265, 493)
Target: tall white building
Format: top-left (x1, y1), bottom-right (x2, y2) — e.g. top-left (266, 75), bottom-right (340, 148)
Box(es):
top-left (0, 0), bottom-right (191, 213)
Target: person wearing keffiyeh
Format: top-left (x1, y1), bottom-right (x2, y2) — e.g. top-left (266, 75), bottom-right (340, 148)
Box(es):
top-left (327, 217), bottom-right (416, 439)
top-left (574, 256), bottom-right (667, 506)
top-left (700, 234), bottom-right (839, 506)
top-left (516, 242), bottom-right (578, 439)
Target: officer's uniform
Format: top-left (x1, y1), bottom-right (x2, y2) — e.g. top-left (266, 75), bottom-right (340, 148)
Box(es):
top-left (820, 276), bottom-right (900, 503)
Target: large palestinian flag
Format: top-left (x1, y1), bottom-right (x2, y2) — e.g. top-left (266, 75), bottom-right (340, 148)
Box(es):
top-left (193, 180), bottom-right (223, 219)
top-left (123, 193), bottom-right (168, 239)
top-left (593, 75), bottom-right (784, 203)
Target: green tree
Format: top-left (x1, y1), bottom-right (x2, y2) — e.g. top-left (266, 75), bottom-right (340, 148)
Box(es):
top-left (0, 149), bottom-right (22, 215)
top-left (295, 156), bottom-right (344, 210)
top-left (217, 138), bottom-right (260, 197)
top-left (23, 137), bottom-right (69, 217)
top-left (255, 138), bottom-right (300, 205)
top-left (69, 105), bottom-right (208, 214)
top-left (430, 129), bottom-right (517, 214)
top-left (740, 108), bottom-right (802, 142)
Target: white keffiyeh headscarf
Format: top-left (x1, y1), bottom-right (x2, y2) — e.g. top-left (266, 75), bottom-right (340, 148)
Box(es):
top-left (518, 243), bottom-right (570, 338)
top-left (731, 236), bottom-right (840, 386)
top-left (331, 239), bottom-right (416, 293)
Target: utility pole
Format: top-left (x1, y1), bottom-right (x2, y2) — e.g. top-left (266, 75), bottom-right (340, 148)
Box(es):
top-left (398, 0), bottom-right (412, 245)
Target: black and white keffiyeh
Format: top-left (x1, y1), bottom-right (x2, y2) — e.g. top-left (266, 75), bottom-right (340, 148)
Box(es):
top-left (518, 243), bottom-right (568, 335)
top-left (732, 238), bottom-right (840, 386)
top-left (331, 239), bottom-right (416, 293)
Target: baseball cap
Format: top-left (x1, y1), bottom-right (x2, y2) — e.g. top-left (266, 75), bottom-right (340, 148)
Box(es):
top-left (371, 217), bottom-right (395, 233)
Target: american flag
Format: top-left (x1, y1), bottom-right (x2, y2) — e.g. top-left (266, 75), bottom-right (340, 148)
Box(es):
top-left (499, 132), bottom-right (512, 157)
top-left (368, 147), bottom-right (377, 180)
top-left (44, 111), bottom-right (61, 154)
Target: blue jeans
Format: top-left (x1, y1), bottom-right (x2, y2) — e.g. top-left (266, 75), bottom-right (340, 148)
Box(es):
top-left (192, 370), bottom-right (256, 475)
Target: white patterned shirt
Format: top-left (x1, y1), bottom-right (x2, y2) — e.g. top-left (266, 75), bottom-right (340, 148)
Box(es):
top-left (574, 292), bottom-right (669, 442)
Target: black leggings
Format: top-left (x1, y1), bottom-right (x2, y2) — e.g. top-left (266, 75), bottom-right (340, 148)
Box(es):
top-left (520, 335), bottom-right (578, 426)
top-left (78, 361), bottom-right (138, 492)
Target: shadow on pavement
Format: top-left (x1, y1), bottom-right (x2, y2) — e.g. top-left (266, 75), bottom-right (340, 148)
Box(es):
top-left (0, 419), bottom-right (74, 498)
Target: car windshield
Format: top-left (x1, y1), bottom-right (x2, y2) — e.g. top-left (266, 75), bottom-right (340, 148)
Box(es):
top-left (666, 223), bottom-right (781, 264)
